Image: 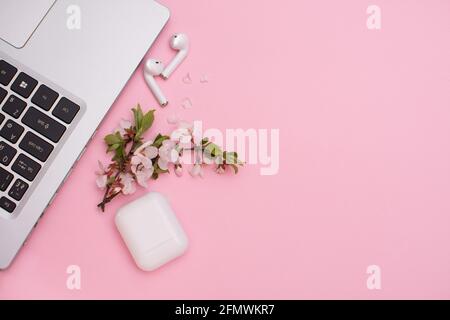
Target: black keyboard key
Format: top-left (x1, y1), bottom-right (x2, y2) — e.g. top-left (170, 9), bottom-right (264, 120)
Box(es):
top-left (11, 72), bottom-right (38, 98)
top-left (19, 132), bottom-right (54, 162)
top-left (0, 196), bottom-right (16, 213)
top-left (22, 107), bottom-right (66, 143)
top-left (52, 97), bottom-right (80, 124)
top-left (2, 94), bottom-right (27, 118)
top-left (8, 179), bottom-right (29, 201)
top-left (0, 87), bottom-right (7, 104)
top-left (0, 167), bottom-right (13, 191)
top-left (0, 60), bottom-right (17, 86)
top-left (0, 141), bottom-right (17, 166)
top-left (0, 113), bottom-right (4, 126)
top-left (12, 154), bottom-right (41, 181)
top-left (32, 85), bottom-right (59, 111)
top-left (0, 120), bottom-right (24, 143)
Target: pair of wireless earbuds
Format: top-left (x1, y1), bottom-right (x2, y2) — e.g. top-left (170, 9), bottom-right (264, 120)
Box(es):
top-left (144, 33), bottom-right (189, 107)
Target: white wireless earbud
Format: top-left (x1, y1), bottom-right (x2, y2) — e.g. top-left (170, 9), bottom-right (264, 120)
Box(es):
top-left (161, 33), bottom-right (189, 79)
top-left (144, 59), bottom-right (168, 107)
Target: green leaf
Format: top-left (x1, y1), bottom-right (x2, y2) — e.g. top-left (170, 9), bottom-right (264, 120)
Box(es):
top-left (132, 104), bottom-right (144, 132)
top-left (204, 143), bottom-right (223, 158)
top-left (134, 108), bottom-right (155, 141)
top-left (107, 143), bottom-right (120, 152)
top-left (104, 133), bottom-right (122, 146)
top-left (153, 133), bottom-right (162, 143)
top-left (130, 141), bottom-right (143, 153)
top-left (152, 134), bottom-right (170, 148)
top-left (140, 110), bottom-right (155, 134)
top-left (224, 151), bottom-right (243, 165)
top-left (154, 162), bottom-right (169, 175)
top-left (111, 142), bottom-right (127, 163)
top-left (224, 152), bottom-right (236, 164)
top-left (155, 167), bottom-right (169, 174)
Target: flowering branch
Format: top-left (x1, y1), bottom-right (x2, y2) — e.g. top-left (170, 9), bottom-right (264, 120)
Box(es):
top-left (96, 105), bottom-right (243, 211)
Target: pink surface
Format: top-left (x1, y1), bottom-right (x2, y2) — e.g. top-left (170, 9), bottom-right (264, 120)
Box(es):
top-left (1, 0), bottom-right (450, 299)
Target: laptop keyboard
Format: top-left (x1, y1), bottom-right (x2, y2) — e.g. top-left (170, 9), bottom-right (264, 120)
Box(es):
top-left (0, 58), bottom-right (81, 216)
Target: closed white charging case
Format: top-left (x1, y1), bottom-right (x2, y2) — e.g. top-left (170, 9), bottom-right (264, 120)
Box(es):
top-left (115, 192), bottom-right (188, 271)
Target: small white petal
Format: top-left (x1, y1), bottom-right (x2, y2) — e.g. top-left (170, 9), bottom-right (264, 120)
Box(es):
top-left (182, 73), bottom-right (192, 84)
top-left (140, 156), bottom-right (153, 169)
top-left (135, 169), bottom-right (152, 188)
top-left (170, 129), bottom-right (185, 142)
top-left (143, 146), bottom-right (158, 159)
top-left (167, 114), bottom-right (180, 125)
top-left (158, 148), bottom-right (169, 162)
top-left (120, 173), bottom-right (136, 195)
top-left (134, 140), bottom-right (154, 154)
top-left (190, 164), bottom-right (203, 177)
top-left (178, 121), bottom-right (193, 130)
top-left (124, 184), bottom-right (136, 195)
top-left (169, 149), bottom-right (180, 163)
top-left (96, 175), bottom-right (107, 189)
top-left (158, 158), bottom-right (169, 171)
top-left (123, 185), bottom-right (135, 195)
top-left (180, 134), bottom-right (192, 145)
top-left (136, 179), bottom-right (147, 188)
top-left (115, 127), bottom-right (125, 136)
top-left (200, 74), bottom-right (209, 83)
top-left (203, 155), bottom-right (214, 165)
top-left (120, 119), bottom-right (132, 130)
top-left (144, 166), bottom-right (154, 177)
top-left (162, 140), bottom-right (175, 148)
top-left (130, 155), bottom-right (141, 166)
top-left (97, 161), bottom-right (106, 174)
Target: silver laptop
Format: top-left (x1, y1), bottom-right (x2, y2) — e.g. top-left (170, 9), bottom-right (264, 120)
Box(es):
top-left (0, 0), bottom-right (170, 269)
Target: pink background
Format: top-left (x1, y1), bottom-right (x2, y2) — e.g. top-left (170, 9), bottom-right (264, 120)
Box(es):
top-left (1, 0), bottom-right (450, 299)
